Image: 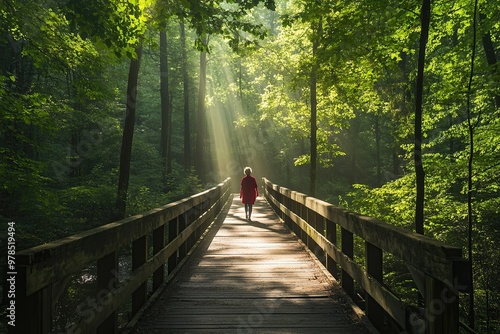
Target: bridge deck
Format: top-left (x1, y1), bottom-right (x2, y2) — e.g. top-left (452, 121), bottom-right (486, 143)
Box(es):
top-left (134, 195), bottom-right (372, 334)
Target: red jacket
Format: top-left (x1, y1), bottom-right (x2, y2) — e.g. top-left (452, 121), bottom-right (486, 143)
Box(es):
top-left (240, 175), bottom-right (258, 204)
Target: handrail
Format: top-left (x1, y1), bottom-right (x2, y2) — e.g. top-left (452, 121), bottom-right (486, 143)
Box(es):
top-left (13, 178), bottom-right (232, 334)
top-left (262, 178), bottom-right (471, 334)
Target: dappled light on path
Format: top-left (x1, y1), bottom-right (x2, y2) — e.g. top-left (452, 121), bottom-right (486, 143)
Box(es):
top-left (135, 195), bottom-right (371, 333)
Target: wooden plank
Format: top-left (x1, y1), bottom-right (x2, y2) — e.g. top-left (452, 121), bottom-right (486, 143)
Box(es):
top-left (135, 196), bottom-right (371, 334)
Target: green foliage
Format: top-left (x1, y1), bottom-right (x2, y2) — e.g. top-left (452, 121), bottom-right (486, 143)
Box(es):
top-left (64, 0), bottom-right (148, 57)
top-left (0, 0), bottom-right (214, 250)
top-left (2, 0), bottom-right (500, 330)
top-left (228, 0), bottom-right (500, 331)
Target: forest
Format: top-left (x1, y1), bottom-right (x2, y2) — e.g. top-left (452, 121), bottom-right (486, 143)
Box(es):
top-left (1, 0), bottom-right (499, 332)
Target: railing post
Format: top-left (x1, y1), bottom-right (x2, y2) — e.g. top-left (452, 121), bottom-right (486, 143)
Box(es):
top-left (315, 213), bottom-right (326, 262)
top-left (14, 266), bottom-right (52, 334)
top-left (185, 208), bottom-right (194, 249)
top-left (341, 228), bottom-right (354, 297)
top-left (132, 235), bottom-right (147, 315)
top-left (168, 218), bottom-right (178, 274)
top-left (179, 212), bottom-right (187, 261)
top-left (314, 212), bottom-right (324, 259)
top-left (290, 196), bottom-right (297, 233)
top-left (424, 275), bottom-right (459, 334)
top-left (96, 251), bottom-right (118, 334)
top-left (197, 201), bottom-right (203, 232)
top-left (366, 241), bottom-right (386, 332)
top-left (306, 208), bottom-right (321, 257)
top-left (325, 220), bottom-right (339, 279)
top-left (153, 225), bottom-right (165, 290)
top-left (298, 199), bottom-right (305, 241)
top-left (282, 190), bottom-right (292, 230)
top-left (295, 195), bottom-right (304, 240)
top-left (306, 207), bottom-right (314, 249)
top-left (292, 198), bottom-right (298, 234)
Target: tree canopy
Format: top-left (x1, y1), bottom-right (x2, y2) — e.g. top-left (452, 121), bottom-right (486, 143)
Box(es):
top-left (1, 0), bottom-right (499, 332)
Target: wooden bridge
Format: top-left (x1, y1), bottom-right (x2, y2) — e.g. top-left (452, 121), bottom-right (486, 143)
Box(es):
top-left (12, 178), bottom-right (471, 334)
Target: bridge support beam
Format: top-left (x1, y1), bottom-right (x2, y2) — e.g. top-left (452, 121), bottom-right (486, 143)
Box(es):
top-left (97, 251), bottom-right (118, 334)
top-left (168, 218), bottom-right (178, 274)
top-left (325, 221), bottom-right (339, 279)
top-left (341, 228), bottom-right (354, 296)
top-left (153, 225), bottom-right (165, 290)
top-left (366, 242), bottom-right (386, 332)
top-left (132, 236), bottom-right (147, 315)
top-left (424, 275), bottom-right (459, 334)
top-left (13, 267), bottom-right (52, 334)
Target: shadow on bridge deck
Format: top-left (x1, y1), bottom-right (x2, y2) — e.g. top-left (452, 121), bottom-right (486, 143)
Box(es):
top-left (133, 195), bottom-right (374, 334)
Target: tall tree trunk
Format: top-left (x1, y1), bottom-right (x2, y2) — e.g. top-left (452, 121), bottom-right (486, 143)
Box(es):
top-left (395, 51), bottom-right (411, 181)
top-left (160, 30), bottom-right (171, 188)
top-left (375, 114), bottom-right (381, 187)
top-left (466, 0), bottom-right (479, 328)
top-left (349, 113), bottom-right (360, 185)
top-left (195, 36), bottom-right (208, 182)
top-left (310, 20), bottom-right (321, 197)
top-left (414, 0), bottom-right (431, 235)
top-left (180, 21), bottom-right (191, 171)
top-left (67, 69), bottom-right (81, 178)
top-left (115, 45), bottom-right (142, 221)
top-left (479, 13), bottom-right (500, 108)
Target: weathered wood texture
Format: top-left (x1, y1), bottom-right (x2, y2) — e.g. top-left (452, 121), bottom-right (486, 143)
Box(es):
top-left (262, 178), bottom-right (471, 334)
top-left (13, 178), bottom-right (232, 334)
top-left (134, 196), bottom-right (372, 334)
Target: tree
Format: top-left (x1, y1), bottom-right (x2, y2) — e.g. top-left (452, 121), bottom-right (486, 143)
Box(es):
top-left (160, 29), bottom-right (172, 185)
top-left (115, 45), bottom-right (143, 220)
top-left (180, 21), bottom-right (192, 170)
top-left (466, 0), bottom-right (479, 327)
top-left (414, 0), bottom-right (431, 235)
top-left (309, 19), bottom-right (321, 196)
top-left (195, 34), bottom-right (209, 181)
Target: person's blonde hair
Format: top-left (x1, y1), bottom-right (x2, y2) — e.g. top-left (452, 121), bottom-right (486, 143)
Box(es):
top-left (244, 167), bottom-right (252, 175)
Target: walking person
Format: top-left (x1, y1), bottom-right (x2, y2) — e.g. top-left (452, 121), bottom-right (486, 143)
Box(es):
top-left (240, 167), bottom-right (258, 221)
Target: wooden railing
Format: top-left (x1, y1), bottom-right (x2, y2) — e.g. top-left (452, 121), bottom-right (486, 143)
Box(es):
top-left (262, 178), bottom-right (471, 334)
top-left (13, 178), bottom-right (232, 334)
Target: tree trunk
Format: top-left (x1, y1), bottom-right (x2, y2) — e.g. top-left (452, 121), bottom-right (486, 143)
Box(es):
top-left (195, 36), bottom-right (208, 182)
top-left (375, 114), bottom-right (381, 187)
top-left (479, 13), bottom-right (500, 108)
top-left (310, 20), bottom-right (321, 197)
top-left (160, 30), bottom-right (171, 187)
top-left (414, 0), bottom-right (431, 235)
top-left (466, 0), bottom-right (479, 328)
top-left (115, 45), bottom-right (142, 221)
top-left (68, 69), bottom-right (81, 178)
top-left (180, 21), bottom-right (191, 171)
